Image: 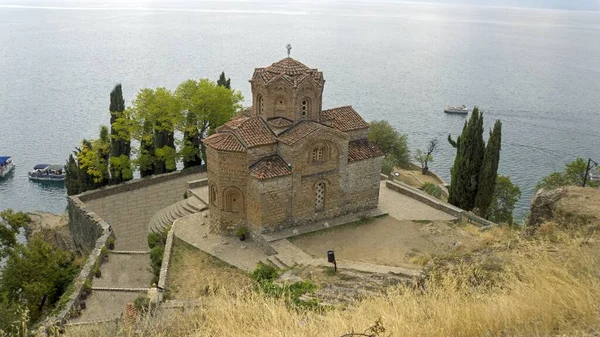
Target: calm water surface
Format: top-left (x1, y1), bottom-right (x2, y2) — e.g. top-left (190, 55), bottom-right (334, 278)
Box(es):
top-left (0, 0), bottom-right (599, 218)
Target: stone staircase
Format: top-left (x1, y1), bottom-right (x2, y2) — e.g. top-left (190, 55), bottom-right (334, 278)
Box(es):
top-left (148, 193), bottom-right (207, 233)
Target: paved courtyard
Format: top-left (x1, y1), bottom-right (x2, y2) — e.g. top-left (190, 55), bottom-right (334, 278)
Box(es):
top-left (70, 172), bottom-right (206, 324)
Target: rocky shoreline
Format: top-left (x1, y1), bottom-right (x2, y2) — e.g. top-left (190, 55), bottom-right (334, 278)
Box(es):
top-left (25, 211), bottom-right (73, 251)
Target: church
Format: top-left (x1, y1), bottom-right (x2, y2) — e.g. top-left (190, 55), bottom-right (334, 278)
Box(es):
top-left (203, 56), bottom-right (384, 234)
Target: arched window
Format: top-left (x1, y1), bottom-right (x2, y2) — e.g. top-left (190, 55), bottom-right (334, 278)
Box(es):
top-left (257, 95), bottom-right (264, 115)
top-left (210, 185), bottom-right (218, 206)
top-left (301, 98), bottom-right (310, 118)
top-left (315, 182), bottom-right (325, 212)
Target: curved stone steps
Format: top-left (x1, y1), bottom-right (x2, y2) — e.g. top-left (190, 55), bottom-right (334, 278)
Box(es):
top-left (148, 195), bottom-right (207, 233)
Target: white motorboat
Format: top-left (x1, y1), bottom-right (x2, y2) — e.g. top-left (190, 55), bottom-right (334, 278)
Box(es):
top-left (0, 156), bottom-right (15, 178)
top-left (28, 164), bottom-right (65, 182)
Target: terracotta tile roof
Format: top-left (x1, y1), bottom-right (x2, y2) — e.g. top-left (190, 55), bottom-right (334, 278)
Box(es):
top-left (249, 155), bottom-right (292, 180)
top-left (220, 116), bottom-right (276, 148)
top-left (203, 132), bottom-right (246, 153)
top-left (252, 57), bottom-right (324, 86)
top-left (267, 117), bottom-right (293, 129)
top-left (348, 139), bottom-right (384, 162)
top-left (277, 121), bottom-right (322, 145)
top-left (321, 106), bottom-right (369, 132)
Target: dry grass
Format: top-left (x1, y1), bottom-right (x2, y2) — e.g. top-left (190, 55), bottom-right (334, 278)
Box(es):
top-left (165, 238), bottom-right (253, 300)
top-left (66, 226), bottom-right (600, 337)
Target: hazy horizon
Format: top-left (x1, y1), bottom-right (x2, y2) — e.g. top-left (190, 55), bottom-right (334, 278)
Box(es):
top-left (0, 0), bottom-right (598, 12)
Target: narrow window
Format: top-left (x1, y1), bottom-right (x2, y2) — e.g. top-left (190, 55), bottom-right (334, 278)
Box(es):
top-left (315, 182), bottom-right (325, 212)
top-left (301, 99), bottom-right (309, 118)
top-left (257, 95), bottom-right (264, 115)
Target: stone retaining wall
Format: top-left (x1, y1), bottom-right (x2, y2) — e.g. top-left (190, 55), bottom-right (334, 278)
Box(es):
top-left (77, 166), bottom-right (205, 202)
top-left (40, 216), bottom-right (113, 332)
top-left (384, 180), bottom-right (496, 227)
top-left (157, 225), bottom-right (175, 297)
top-left (187, 178), bottom-right (208, 189)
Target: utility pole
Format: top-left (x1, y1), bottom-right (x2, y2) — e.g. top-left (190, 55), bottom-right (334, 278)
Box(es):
top-left (582, 158), bottom-right (598, 187)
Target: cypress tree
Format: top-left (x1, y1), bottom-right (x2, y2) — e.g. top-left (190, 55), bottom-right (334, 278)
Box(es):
top-left (65, 154), bottom-right (81, 196)
top-left (139, 120), bottom-right (155, 178)
top-left (182, 112), bottom-right (202, 168)
top-left (448, 107), bottom-right (485, 211)
top-left (217, 71), bottom-right (231, 89)
top-left (109, 84), bottom-right (132, 184)
top-left (474, 120), bottom-right (502, 217)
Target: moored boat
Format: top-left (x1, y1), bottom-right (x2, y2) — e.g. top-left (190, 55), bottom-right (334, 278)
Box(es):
top-left (444, 105), bottom-right (469, 114)
top-left (0, 156), bottom-right (15, 178)
top-left (28, 164), bottom-right (65, 182)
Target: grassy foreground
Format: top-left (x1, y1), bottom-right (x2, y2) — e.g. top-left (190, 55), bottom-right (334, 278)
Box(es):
top-left (65, 223), bottom-right (600, 337)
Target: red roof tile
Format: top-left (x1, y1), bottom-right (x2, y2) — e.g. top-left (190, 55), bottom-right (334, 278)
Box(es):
top-left (277, 121), bottom-right (322, 145)
top-left (321, 106), bottom-right (369, 132)
top-left (348, 139), bottom-right (384, 162)
top-left (252, 57), bottom-right (324, 86)
top-left (267, 117), bottom-right (293, 129)
top-left (223, 116), bottom-right (276, 148)
top-left (203, 132), bottom-right (246, 153)
top-left (249, 155), bottom-right (292, 180)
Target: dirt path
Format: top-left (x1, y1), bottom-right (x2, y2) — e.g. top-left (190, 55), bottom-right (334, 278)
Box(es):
top-left (290, 216), bottom-right (480, 267)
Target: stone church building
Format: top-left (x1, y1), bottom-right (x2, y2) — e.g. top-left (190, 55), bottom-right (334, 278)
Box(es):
top-left (203, 57), bottom-right (384, 234)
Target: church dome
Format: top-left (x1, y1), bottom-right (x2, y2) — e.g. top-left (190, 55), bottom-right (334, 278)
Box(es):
top-left (264, 57), bottom-right (311, 76)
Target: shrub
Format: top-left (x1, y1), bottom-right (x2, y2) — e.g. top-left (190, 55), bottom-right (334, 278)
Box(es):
top-left (235, 226), bottom-right (249, 238)
top-left (381, 158), bottom-right (394, 176)
top-left (421, 182), bottom-right (443, 199)
top-left (150, 246), bottom-right (165, 284)
top-left (107, 237), bottom-right (115, 250)
top-left (252, 262), bottom-right (278, 282)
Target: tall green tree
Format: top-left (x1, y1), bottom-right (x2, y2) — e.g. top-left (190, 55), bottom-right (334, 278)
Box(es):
top-left (474, 120), bottom-right (502, 217)
top-left (76, 127), bottom-right (110, 187)
top-left (175, 79), bottom-right (243, 162)
top-left (124, 88), bottom-right (182, 175)
top-left (64, 153), bottom-right (81, 195)
top-left (368, 120), bottom-right (411, 169)
top-left (448, 107), bottom-right (486, 211)
top-left (488, 175), bottom-right (521, 225)
top-left (217, 71), bottom-right (231, 89)
top-left (109, 84), bottom-right (132, 184)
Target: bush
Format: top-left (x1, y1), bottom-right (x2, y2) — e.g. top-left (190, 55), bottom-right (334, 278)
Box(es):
top-left (421, 182), bottom-right (443, 199)
top-left (252, 262), bottom-right (278, 282)
top-left (381, 158), bottom-right (394, 176)
top-left (236, 226), bottom-right (249, 238)
top-left (107, 237), bottom-right (115, 250)
top-left (150, 246), bottom-right (165, 284)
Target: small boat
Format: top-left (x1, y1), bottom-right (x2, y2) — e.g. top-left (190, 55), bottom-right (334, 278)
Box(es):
top-left (444, 105), bottom-right (469, 114)
top-left (28, 164), bottom-right (65, 182)
top-left (0, 156), bottom-right (15, 178)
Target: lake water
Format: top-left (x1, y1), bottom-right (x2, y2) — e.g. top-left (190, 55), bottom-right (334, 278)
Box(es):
top-left (0, 0), bottom-right (599, 219)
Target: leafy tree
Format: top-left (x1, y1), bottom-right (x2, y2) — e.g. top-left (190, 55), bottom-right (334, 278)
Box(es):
top-left (488, 175), bottom-right (521, 225)
top-left (368, 120), bottom-right (411, 169)
top-left (474, 120), bottom-right (502, 218)
top-left (0, 210), bottom-right (30, 259)
top-left (174, 79), bottom-right (243, 162)
top-left (448, 107), bottom-right (486, 211)
top-left (76, 127), bottom-right (110, 186)
top-left (123, 87), bottom-right (182, 175)
top-left (414, 138), bottom-right (438, 174)
top-left (109, 84), bottom-right (132, 184)
top-left (536, 157), bottom-right (598, 190)
top-left (0, 235), bottom-right (78, 323)
top-left (217, 71), bottom-right (231, 89)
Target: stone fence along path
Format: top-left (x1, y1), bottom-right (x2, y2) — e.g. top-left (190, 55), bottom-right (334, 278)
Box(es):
top-left (67, 170), bottom-right (206, 326)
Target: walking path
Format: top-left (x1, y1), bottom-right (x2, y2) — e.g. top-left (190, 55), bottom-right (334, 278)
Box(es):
top-left (68, 172), bottom-right (206, 325)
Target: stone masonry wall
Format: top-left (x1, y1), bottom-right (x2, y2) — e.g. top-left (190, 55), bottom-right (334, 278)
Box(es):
top-left (68, 197), bottom-right (107, 253)
top-left (346, 157), bottom-right (383, 211)
top-left (249, 175), bottom-right (293, 232)
top-left (81, 169), bottom-right (207, 251)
